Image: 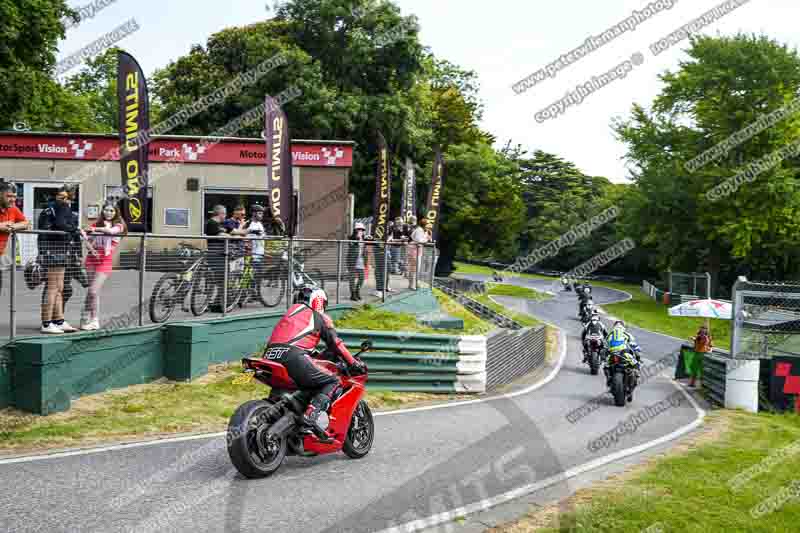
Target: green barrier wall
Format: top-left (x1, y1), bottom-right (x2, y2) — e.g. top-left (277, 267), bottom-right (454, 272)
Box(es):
top-left (0, 295), bottom-right (492, 415)
top-left (1, 304), bottom-right (354, 415)
top-left (0, 345), bottom-right (13, 409)
top-left (336, 329), bottom-right (466, 392)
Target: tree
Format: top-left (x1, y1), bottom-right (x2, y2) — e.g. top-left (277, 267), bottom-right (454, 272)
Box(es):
top-left (0, 0), bottom-right (100, 131)
top-left (615, 34), bottom-right (800, 289)
top-left (63, 49), bottom-right (124, 133)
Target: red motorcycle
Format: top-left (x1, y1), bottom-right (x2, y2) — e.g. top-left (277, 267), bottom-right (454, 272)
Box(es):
top-left (227, 341), bottom-right (374, 478)
top-left (585, 333), bottom-right (604, 376)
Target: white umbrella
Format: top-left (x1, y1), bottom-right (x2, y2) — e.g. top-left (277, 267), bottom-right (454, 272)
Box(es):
top-left (669, 298), bottom-right (732, 334)
top-left (668, 299), bottom-right (732, 319)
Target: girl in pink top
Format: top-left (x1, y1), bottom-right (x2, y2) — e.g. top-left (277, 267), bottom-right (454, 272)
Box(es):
top-left (80, 202), bottom-right (127, 330)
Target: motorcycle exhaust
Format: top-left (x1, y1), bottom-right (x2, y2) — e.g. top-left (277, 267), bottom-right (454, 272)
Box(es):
top-left (266, 413), bottom-right (296, 439)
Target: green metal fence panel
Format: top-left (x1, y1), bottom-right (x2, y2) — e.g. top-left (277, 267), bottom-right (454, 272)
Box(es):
top-left (702, 351), bottom-right (729, 407)
top-left (366, 383), bottom-right (458, 393)
top-left (0, 344), bottom-right (12, 409)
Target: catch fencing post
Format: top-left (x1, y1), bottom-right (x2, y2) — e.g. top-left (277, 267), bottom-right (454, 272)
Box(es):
top-left (9, 232), bottom-right (17, 340)
top-left (415, 243), bottom-right (421, 291)
top-left (706, 272), bottom-right (712, 299)
top-left (138, 233), bottom-right (147, 327)
top-left (429, 244), bottom-right (436, 289)
top-left (382, 241), bottom-right (388, 303)
top-left (287, 237), bottom-right (293, 310)
top-left (336, 240), bottom-right (343, 305)
top-left (222, 238), bottom-right (229, 317)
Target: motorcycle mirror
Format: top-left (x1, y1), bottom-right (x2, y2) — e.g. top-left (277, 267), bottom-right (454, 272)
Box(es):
top-left (360, 340), bottom-right (373, 351)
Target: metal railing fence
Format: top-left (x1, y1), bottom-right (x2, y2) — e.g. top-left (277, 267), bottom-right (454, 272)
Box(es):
top-left (0, 230), bottom-right (437, 341)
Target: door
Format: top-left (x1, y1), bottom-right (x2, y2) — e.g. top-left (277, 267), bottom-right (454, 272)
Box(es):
top-left (18, 183), bottom-right (80, 264)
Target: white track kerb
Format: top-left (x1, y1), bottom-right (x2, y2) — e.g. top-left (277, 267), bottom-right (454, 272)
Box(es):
top-left (0, 283), bottom-right (706, 533)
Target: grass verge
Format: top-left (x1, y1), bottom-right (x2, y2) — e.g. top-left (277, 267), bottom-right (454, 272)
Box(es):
top-left (453, 261), bottom-right (551, 281)
top-left (0, 363), bottom-right (472, 454)
top-left (492, 410), bottom-right (800, 532)
top-left (469, 292), bottom-right (541, 328)
top-left (486, 283), bottom-right (549, 301)
top-left (588, 279), bottom-right (732, 351)
top-left (336, 289), bottom-right (494, 335)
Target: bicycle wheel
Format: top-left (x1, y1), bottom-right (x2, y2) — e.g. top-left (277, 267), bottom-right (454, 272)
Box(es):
top-left (149, 273), bottom-right (180, 323)
top-left (257, 268), bottom-right (286, 307)
top-left (191, 269), bottom-right (214, 316)
top-left (225, 271), bottom-right (244, 313)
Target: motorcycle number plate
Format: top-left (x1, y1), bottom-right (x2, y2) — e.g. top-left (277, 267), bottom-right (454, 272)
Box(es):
top-left (233, 372), bottom-right (254, 385)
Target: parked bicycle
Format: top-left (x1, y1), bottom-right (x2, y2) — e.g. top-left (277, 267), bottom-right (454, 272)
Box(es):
top-left (257, 245), bottom-right (327, 307)
top-left (223, 254), bottom-right (287, 312)
top-left (149, 242), bottom-right (210, 323)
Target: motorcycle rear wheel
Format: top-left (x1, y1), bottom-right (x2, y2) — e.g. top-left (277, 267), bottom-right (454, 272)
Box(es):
top-left (227, 400), bottom-right (287, 478)
top-left (589, 351), bottom-right (600, 375)
top-left (343, 400), bottom-right (374, 459)
top-left (611, 371), bottom-right (626, 407)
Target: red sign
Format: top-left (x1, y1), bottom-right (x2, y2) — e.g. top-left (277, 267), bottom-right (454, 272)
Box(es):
top-left (0, 134), bottom-right (353, 168)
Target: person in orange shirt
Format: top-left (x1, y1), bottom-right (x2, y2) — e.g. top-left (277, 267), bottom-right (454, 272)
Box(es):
top-left (0, 181), bottom-right (30, 263)
top-left (688, 325), bottom-right (713, 388)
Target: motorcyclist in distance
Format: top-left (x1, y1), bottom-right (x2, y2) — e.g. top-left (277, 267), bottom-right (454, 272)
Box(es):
top-left (581, 309), bottom-right (608, 363)
top-left (577, 284), bottom-right (592, 317)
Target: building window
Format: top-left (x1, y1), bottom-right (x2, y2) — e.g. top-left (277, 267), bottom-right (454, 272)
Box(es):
top-left (164, 208), bottom-right (190, 227)
top-left (203, 189), bottom-right (269, 220)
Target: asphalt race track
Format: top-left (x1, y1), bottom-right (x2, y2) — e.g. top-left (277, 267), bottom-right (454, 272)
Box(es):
top-left (0, 276), bottom-right (705, 533)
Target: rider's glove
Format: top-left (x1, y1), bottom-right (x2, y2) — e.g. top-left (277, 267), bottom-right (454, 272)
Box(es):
top-left (350, 360), bottom-right (367, 375)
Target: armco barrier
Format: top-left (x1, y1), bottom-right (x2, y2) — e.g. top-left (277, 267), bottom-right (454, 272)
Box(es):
top-left (337, 329), bottom-right (487, 393)
top-left (433, 280), bottom-right (523, 330)
top-left (702, 351), bottom-right (729, 407)
top-left (702, 349), bottom-right (770, 411)
top-left (486, 326), bottom-right (546, 390)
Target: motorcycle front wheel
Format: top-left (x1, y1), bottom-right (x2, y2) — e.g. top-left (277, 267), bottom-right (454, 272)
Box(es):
top-left (343, 400), bottom-right (374, 459)
top-left (227, 400), bottom-right (287, 479)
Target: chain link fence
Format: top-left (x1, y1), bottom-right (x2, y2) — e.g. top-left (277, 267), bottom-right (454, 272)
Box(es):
top-left (732, 278), bottom-right (800, 360)
top-left (667, 271), bottom-right (712, 300)
top-left (0, 231), bottom-right (437, 341)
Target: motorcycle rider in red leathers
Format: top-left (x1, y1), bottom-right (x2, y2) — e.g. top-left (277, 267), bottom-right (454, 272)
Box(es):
top-left (265, 285), bottom-right (366, 439)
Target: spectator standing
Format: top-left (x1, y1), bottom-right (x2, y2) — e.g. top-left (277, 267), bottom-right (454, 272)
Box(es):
top-left (79, 202), bottom-right (126, 330)
top-left (224, 205), bottom-right (248, 258)
top-left (38, 187), bottom-right (79, 334)
top-left (243, 204), bottom-right (267, 302)
top-left (0, 182), bottom-right (29, 273)
top-left (407, 216), bottom-right (430, 290)
top-left (371, 230), bottom-right (388, 298)
top-left (687, 325), bottom-right (712, 388)
top-left (205, 205), bottom-right (230, 313)
top-left (346, 222), bottom-right (368, 301)
top-left (389, 216), bottom-right (407, 275)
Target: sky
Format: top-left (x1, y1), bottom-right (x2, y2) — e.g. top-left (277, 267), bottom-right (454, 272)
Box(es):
top-left (55, 0), bottom-right (796, 183)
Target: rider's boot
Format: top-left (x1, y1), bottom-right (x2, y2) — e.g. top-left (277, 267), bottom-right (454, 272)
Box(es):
top-left (302, 394), bottom-right (334, 442)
